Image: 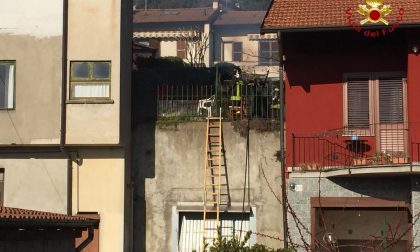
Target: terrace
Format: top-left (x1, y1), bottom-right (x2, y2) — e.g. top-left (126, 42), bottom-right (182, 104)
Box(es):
top-left (156, 80), bottom-right (280, 122)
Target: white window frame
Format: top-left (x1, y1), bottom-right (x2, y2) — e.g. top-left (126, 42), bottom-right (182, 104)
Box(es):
top-left (0, 61), bottom-right (16, 110)
top-left (258, 40), bottom-right (279, 66)
top-left (222, 42), bottom-right (243, 62)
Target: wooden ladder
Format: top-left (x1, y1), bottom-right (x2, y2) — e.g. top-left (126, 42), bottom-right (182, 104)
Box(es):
top-left (202, 116), bottom-right (227, 249)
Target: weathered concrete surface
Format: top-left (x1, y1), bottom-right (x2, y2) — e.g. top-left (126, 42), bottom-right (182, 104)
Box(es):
top-left (287, 176), bottom-right (411, 251)
top-left (133, 122), bottom-right (284, 252)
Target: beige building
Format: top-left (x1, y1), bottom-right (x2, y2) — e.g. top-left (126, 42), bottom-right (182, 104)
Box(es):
top-left (0, 0), bottom-right (132, 251)
top-left (133, 2), bottom-right (279, 78)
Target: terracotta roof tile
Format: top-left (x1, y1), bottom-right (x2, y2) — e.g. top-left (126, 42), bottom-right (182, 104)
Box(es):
top-left (0, 206), bottom-right (97, 227)
top-left (214, 11), bottom-right (266, 25)
top-left (262, 0), bottom-right (420, 31)
top-left (134, 8), bottom-right (216, 23)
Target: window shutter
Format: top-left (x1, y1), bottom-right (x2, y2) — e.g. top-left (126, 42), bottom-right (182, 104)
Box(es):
top-left (379, 77), bottom-right (403, 123)
top-left (232, 42), bottom-right (243, 61)
top-left (347, 78), bottom-right (370, 128)
top-left (176, 40), bottom-right (187, 59)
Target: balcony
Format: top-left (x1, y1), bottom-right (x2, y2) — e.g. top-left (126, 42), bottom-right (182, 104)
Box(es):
top-left (157, 82), bottom-right (280, 122)
top-left (290, 123), bottom-right (420, 176)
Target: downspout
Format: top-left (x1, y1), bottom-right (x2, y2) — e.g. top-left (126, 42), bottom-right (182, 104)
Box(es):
top-left (277, 31), bottom-right (288, 248)
top-left (76, 227), bottom-right (94, 252)
top-left (61, 0), bottom-right (71, 215)
top-left (61, 0), bottom-right (68, 148)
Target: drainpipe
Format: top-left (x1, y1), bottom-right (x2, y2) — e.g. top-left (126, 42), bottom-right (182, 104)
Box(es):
top-left (277, 31), bottom-right (288, 248)
top-left (76, 227), bottom-right (94, 252)
top-left (67, 157), bottom-right (73, 215)
top-left (61, 0), bottom-right (68, 147)
top-left (61, 0), bottom-right (70, 215)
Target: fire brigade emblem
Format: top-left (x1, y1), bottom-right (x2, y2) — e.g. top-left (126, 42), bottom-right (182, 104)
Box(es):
top-left (358, 0), bottom-right (392, 25)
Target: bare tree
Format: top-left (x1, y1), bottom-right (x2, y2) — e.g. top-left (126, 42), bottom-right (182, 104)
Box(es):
top-left (178, 26), bottom-right (209, 67)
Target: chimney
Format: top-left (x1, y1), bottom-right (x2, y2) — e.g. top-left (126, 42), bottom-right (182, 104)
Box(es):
top-left (213, 0), bottom-right (219, 10)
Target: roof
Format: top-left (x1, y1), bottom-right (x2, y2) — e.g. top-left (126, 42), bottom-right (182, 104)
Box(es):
top-left (134, 8), bottom-right (217, 23)
top-left (0, 206), bottom-right (98, 228)
top-left (213, 11), bottom-right (266, 25)
top-left (262, 0), bottom-right (420, 32)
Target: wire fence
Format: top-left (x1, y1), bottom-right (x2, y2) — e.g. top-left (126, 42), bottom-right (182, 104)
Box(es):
top-left (157, 82), bottom-right (281, 121)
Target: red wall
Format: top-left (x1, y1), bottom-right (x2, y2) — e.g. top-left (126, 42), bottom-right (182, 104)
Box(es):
top-left (407, 30), bottom-right (420, 160)
top-left (284, 31), bottom-right (408, 167)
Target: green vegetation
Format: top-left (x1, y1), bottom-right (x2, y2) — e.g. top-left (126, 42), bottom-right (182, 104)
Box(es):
top-left (205, 230), bottom-right (295, 252)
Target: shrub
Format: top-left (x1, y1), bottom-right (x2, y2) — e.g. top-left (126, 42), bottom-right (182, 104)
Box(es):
top-left (206, 229), bottom-right (294, 252)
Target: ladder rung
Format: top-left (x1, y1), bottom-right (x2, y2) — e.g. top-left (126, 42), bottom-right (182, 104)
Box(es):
top-left (207, 174), bottom-right (225, 177)
top-left (204, 228), bottom-right (218, 231)
top-left (208, 117), bottom-right (222, 120)
top-left (209, 125), bottom-right (220, 128)
top-left (205, 209), bottom-right (219, 213)
top-left (208, 158), bottom-right (222, 161)
top-left (205, 201), bottom-right (218, 204)
top-left (208, 134), bottom-right (220, 136)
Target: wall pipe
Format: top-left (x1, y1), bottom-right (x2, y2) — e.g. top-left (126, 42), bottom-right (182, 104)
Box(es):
top-left (61, 0), bottom-right (73, 218)
top-left (76, 227), bottom-right (95, 252)
top-left (277, 31), bottom-right (288, 248)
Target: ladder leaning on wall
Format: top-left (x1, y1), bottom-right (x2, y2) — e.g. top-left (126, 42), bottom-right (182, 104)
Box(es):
top-left (202, 112), bottom-right (227, 250)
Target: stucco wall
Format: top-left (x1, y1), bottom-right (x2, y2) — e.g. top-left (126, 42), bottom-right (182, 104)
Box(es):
top-left (132, 122), bottom-right (284, 251)
top-left (160, 40), bottom-right (177, 57)
top-left (0, 154), bottom-right (67, 214)
top-left (284, 31), bottom-right (407, 167)
top-left (72, 149), bottom-right (125, 252)
top-left (0, 0), bottom-right (63, 144)
top-left (66, 0), bottom-right (121, 144)
top-left (213, 25), bottom-right (279, 77)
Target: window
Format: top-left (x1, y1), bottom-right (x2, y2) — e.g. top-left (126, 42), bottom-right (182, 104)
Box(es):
top-left (259, 40), bottom-right (279, 66)
top-left (379, 77), bottom-right (404, 123)
top-left (70, 61), bottom-right (111, 99)
top-left (0, 61), bottom-right (15, 109)
top-left (0, 168), bottom-right (4, 206)
top-left (344, 73), bottom-right (406, 134)
top-left (177, 40), bottom-right (187, 59)
top-left (346, 77), bottom-right (370, 129)
top-left (178, 212), bottom-right (252, 252)
top-left (223, 42), bottom-right (242, 62)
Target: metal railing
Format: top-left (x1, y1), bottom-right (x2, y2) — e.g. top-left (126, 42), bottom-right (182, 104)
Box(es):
top-left (290, 122), bottom-right (419, 171)
top-left (157, 82), bottom-right (280, 121)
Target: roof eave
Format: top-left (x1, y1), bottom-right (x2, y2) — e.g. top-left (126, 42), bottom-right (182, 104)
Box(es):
top-left (261, 22), bottom-right (420, 34)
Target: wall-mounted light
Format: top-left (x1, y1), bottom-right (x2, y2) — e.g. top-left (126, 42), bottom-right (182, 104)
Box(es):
top-left (289, 182), bottom-right (296, 191)
top-left (323, 232), bottom-right (337, 244)
top-left (413, 45), bottom-right (419, 55)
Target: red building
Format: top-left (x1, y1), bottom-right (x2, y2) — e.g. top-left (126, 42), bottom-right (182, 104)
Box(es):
top-left (263, 0), bottom-right (420, 251)
top-left (263, 0), bottom-right (420, 172)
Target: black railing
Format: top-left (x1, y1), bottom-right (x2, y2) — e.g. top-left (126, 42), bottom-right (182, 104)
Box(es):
top-left (291, 123), bottom-right (416, 171)
top-left (157, 82), bottom-right (280, 121)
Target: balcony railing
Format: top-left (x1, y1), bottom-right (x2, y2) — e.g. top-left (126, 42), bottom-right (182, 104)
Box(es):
top-left (290, 122), bottom-right (420, 171)
top-left (157, 82), bottom-right (280, 121)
